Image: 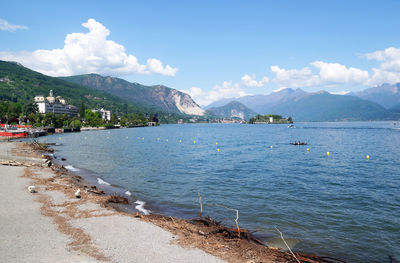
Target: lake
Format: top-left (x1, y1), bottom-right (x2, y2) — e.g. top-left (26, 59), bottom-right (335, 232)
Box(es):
top-left (35, 122), bottom-right (400, 262)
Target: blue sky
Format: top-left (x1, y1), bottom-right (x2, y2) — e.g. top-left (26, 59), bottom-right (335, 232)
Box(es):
top-left (1, 0), bottom-right (400, 105)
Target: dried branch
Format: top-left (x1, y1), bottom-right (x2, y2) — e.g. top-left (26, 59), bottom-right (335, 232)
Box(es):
top-left (275, 227), bottom-right (300, 263)
top-left (218, 204), bottom-right (240, 238)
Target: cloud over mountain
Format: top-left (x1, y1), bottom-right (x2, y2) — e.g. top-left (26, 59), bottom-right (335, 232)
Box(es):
top-left (0, 19), bottom-right (177, 77)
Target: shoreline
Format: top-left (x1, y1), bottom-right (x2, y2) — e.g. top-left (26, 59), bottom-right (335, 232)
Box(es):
top-left (1, 140), bottom-right (341, 263)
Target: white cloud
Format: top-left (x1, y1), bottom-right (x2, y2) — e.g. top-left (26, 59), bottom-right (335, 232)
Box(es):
top-left (273, 87), bottom-right (287, 93)
top-left (271, 65), bottom-right (320, 88)
top-left (0, 18), bottom-right (177, 77)
top-left (240, 74), bottom-right (269, 87)
top-left (0, 18), bottom-right (28, 32)
top-left (206, 81), bottom-right (247, 104)
top-left (365, 46), bottom-right (400, 72)
top-left (271, 61), bottom-right (369, 89)
top-left (364, 46), bottom-right (400, 86)
top-left (329, 91), bottom-right (350, 95)
top-left (181, 87), bottom-right (207, 105)
top-left (311, 61), bottom-right (369, 85)
top-left (146, 58), bottom-right (178, 77)
top-left (182, 81), bottom-right (248, 106)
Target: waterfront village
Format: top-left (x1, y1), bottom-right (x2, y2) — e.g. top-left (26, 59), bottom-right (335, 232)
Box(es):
top-left (0, 90), bottom-right (158, 138)
top-left (0, 90), bottom-right (292, 138)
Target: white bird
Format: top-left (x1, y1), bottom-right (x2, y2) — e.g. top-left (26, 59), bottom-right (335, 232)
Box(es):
top-left (28, 185), bottom-right (37, 193)
top-left (75, 189), bottom-right (81, 198)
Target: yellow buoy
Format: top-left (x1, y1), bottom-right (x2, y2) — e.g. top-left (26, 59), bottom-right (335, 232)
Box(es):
top-left (165, 139), bottom-right (168, 142)
top-left (41, 154), bottom-right (44, 158)
top-left (179, 140), bottom-right (182, 143)
top-left (194, 140), bottom-right (196, 144)
top-left (270, 145), bottom-right (273, 149)
top-left (326, 152), bottom-right (330, 156)
top-left (307, 148), bottom-right (310, 152)
top-left (217, 148), bottom-right (220, 152)
top-left (142, 137), bottom-right (144, 140)
top-left (366, 155), bottom-right (370, 160)
top-left (216, 142), bottom-right (218, 145)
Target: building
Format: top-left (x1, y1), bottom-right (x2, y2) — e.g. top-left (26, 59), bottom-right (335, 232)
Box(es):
top-left (92, 108), bottom-right (111, 121)
top-left (34, 90), bottom-right (78, 117)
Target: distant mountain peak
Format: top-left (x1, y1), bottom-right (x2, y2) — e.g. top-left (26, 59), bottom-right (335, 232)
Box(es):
top-left (353, 82), bottom-right (400, 109)
top-left (207, 101), bottom-right (256, 120)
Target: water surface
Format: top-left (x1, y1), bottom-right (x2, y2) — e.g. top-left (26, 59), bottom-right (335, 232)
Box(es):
top-left (36, 122), bottom-right (400, 262)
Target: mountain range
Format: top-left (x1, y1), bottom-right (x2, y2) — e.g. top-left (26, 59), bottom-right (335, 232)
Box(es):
top-left (0, 61), bottom-right (204, 123)
top-left (60, 74), bottom-right (205, 116)
top-left (1, 60), bottom-right (400, 122)
top-left (350, 83), bottom-right (400, 110)
top-left (205, 87), bottom-right (400, 121)
top-left (0, 60), bottom-right (147, 116)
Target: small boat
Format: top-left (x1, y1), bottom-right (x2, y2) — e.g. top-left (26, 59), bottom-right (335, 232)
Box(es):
top-left (288, 124), bottom-right (295, 128)
top-left (0, 130), bottom-right (29, 138)
top-left (0, 124), bottom-right (29, 138)
top-left (290, 142), bottom-right (307, 145)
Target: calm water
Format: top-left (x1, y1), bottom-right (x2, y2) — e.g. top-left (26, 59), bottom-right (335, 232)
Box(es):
top-left (36, 122), bottom-right (400, 262)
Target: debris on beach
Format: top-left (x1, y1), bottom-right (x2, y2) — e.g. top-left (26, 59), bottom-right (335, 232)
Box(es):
top-left (75, 189), bottom-right (81, 198)
top-left (28, 185), bottom-right (37, 193)
top-left (104, 194), bottom-right (129, 205)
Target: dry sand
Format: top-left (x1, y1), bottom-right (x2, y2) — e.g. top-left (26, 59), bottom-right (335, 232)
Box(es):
top-left (0, 141), bottom-right (225, 263)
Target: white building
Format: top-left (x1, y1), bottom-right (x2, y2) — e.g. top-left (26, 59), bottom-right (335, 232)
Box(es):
top-left (34, 90), bottom-right (78, 117)
top-left (92, 108), bottom-right (111, 121)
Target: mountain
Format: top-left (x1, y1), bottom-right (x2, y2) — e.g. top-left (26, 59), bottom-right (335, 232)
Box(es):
top-left (207, 101), bottom-right (257, 120)
top-left (269, 92), bottom-right (393, 121)
top-left (351, 83), bottom-right (400, 109)
top-left (205, 88), bottom-right (310, 113)
top-left (207, 88), bottom-right (396, 121)
top-left (389, 103), bottom-right (400, 112)
top-left (60, 74), bottom-right (205, 116)
top-left (0, 60), bottom-right (148, 115)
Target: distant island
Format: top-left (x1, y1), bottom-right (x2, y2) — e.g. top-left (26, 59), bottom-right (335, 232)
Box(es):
top-left (249, 114), bottom-right (293, 124)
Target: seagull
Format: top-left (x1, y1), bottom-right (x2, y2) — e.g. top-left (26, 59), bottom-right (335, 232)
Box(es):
top-left (75, 189), bottom-right (81, 198)
top-left (28, 185), bottom-right (37, 193)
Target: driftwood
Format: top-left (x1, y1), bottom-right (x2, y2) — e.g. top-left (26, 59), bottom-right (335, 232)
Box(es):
top-left (0, 160), bottom-right (40, 167)
top-left (87, 189), bottom-right (105, 195)
top-left (276, 227), bottom-right (300, 263)
top-left (189, 216), bottom-right (264, 245)
top-left (105, 195), bottom-right (129, 205)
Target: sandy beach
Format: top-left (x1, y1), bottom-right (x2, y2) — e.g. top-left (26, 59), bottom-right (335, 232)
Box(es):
top-left (0, 141), bottom-right (225, 263)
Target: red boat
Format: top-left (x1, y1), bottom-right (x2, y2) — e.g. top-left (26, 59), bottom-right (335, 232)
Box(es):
top-left (0, 131), bottom-right (29, 138)
top-left (0, 124), bottom-right (30, 138)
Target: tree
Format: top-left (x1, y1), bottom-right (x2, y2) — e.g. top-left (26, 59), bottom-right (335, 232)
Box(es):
top-left (79, 102), bottom-right (86, 118)
top-left (84, 109), bottom-right (103, 127)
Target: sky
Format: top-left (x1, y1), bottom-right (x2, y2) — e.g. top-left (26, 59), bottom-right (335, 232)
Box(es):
top-left (1, 0), bottom-right (400, 106)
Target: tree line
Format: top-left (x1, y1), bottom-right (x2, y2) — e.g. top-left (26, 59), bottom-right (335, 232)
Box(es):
top-left (0, 100), bottom-right (158, 128)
